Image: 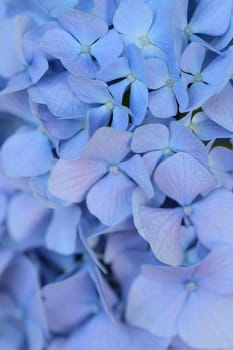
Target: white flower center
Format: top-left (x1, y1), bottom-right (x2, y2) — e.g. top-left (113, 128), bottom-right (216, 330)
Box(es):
top-left (185, 281), bottom-right (197, 292)
top-left (184, 26), bottom-right (193, 37)
top-left (165, 79), bottom-right (174, 88)
top-left (81, 44), bottom-right (90, 53)
top-left (139, 34), bottom-right (151, 47)
top-left (127, 73), bottom-right (136, 83)
top-left (163, 147), bottom-right (173, 156)
top-left (109, 165), bottom-right (119, 174)
top-left (193, 73), bottom-right (203, 83)
top-left (183, 206), bottom-right (192, 216)
top-left (105, 101), bottom-right (114, 110)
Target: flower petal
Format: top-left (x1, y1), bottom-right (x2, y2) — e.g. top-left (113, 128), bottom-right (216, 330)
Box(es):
top-left (131, 123), bottom-right (169, 153)
top-left (46, 206), bottom-right (81, 255)
top-left (59, 10), bottom-right (108, 44)
top-left (154, 152), bottom-right (216, 205)
top-left (191, 189), bottom-right (233, 247)
top-left (1, 128), bottom-right (54, 177)
top-left (87, 172), bottom-right (135, 225)
top-left (48, 159), bottom-right (107, 203)
top-left (113, 0), bottom-right (153, 36)
top-left (139, 206), bottom-right (184, 265)
top-left (82, 127), bottom-right (132, 163)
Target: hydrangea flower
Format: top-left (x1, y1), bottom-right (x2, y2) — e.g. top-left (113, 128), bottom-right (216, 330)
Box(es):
top-left (126, 246), bottom-right (233, 349)
top-left (49, 127), bottom-right (153, 225)
top-left (1, 1), bottom-right (233, 349)
top-left (137, 152), bottom-right (233, 265)
top-left (41, 10), bottom-right (123, 77)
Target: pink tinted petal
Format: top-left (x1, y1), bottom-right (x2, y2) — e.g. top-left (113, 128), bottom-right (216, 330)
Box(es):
top-left (126, 274), bottom-right (187, 338)
top-left (194, 246), bottom-right (233, 295)
top-left (178, 290), bottom-right (233, 349)
top-left (139, 206), bottom-right (184, 266)
top-left (48, 159), bottom-right (107, 203)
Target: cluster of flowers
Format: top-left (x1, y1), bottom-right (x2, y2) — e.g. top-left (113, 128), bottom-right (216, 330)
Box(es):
top-left (1, 0), bottom-right (233, 349)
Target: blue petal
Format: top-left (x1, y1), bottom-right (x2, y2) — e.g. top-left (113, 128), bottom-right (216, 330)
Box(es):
top-left (190, 0), bottom-right (232, 36)
top-left (41, 29), bottom-right (81, 60)
top-left (97, 57), bottom-right (130, 82)
top-left (169, 121), bottom-right (208, 166)
top-left (149, 87), bottom-right (177, 118)
top-left (130, 80), bottom-right (148, 124)
top-left (87, 172), bottom-right (135, 225)
top-left (131, 123), bottom-right (169, 153)
top-left (119, 154), bottom-right (153, 198)
top-left (82, 127), bottom-right (131, 163)
top-left (203, 83), bottom-right (233, 132)
top-left (154, 152), bottom-right (216, 205)
top-left (145, 58), bottom-right (169, 89)
top-left (139, 206), bottom-right (184, 265)
top-left (92, 29), bottom-right (123, 68)
top-left (29, 73), bottom-right (84, 117)
top-left (7, 192), bottom-right (49, 241)
top-left (191, 112), bottom-right (232, 141)
top-left (59, 10), bottom-right (108, 45)
top-left (68, 76), bottom-right (110, 104)
top-left (191, 189), bottom-right (233, 248)
top-left (46, 206), bottom-right (81, 255)
top-left (113, 0), bottom-right (153, 36)
top-left (1, 127), bottom-right (54, 177)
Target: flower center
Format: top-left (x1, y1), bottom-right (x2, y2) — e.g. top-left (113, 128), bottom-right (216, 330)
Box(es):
top-left (105, 101), bottom-right (114, 110)
top-left (165, 78), bottom-right (174, 88)
top-left (109, 165), bottom-right (119, 174)
top-left (127, 73), bottom-right (136, 83)
top-left (81, 44), bottom-right (90, 54)
top-left (139, 34), bottom-right (151, 47)
top-left (183, 26), bottom-right (193, 37)
top-left (163, 147), bottom-right (173, 156)
top-left (183, 206), bottom-right (192, 216)
top-left (193, 72), bottom-right (203, 83)
top-left (185, 280), bottom-right (197, 292)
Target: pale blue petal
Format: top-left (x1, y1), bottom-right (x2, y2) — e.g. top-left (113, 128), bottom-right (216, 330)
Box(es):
top-left (87, 172), bottom-right (135, 225)
top-left (1, 128), bottom-right (54, 177)
top-left (46, 206), bottom-right (81, 255)
top-left (154, 152), bottom-right (216, 205)
top-left (139, 206), bottom-right (184, 265)
top-left (113, 0), bottom-right (153, 36)
top-left (48, 159), bottom-right (107, 203)
top-left (59, 10), bottom-right (108, 44)
top-left (131, 124), bottom-right (169, 153)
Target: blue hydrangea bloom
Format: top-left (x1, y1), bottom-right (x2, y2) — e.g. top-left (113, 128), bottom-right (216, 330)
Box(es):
top-left (1, 1), bottom-right (233, 349)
